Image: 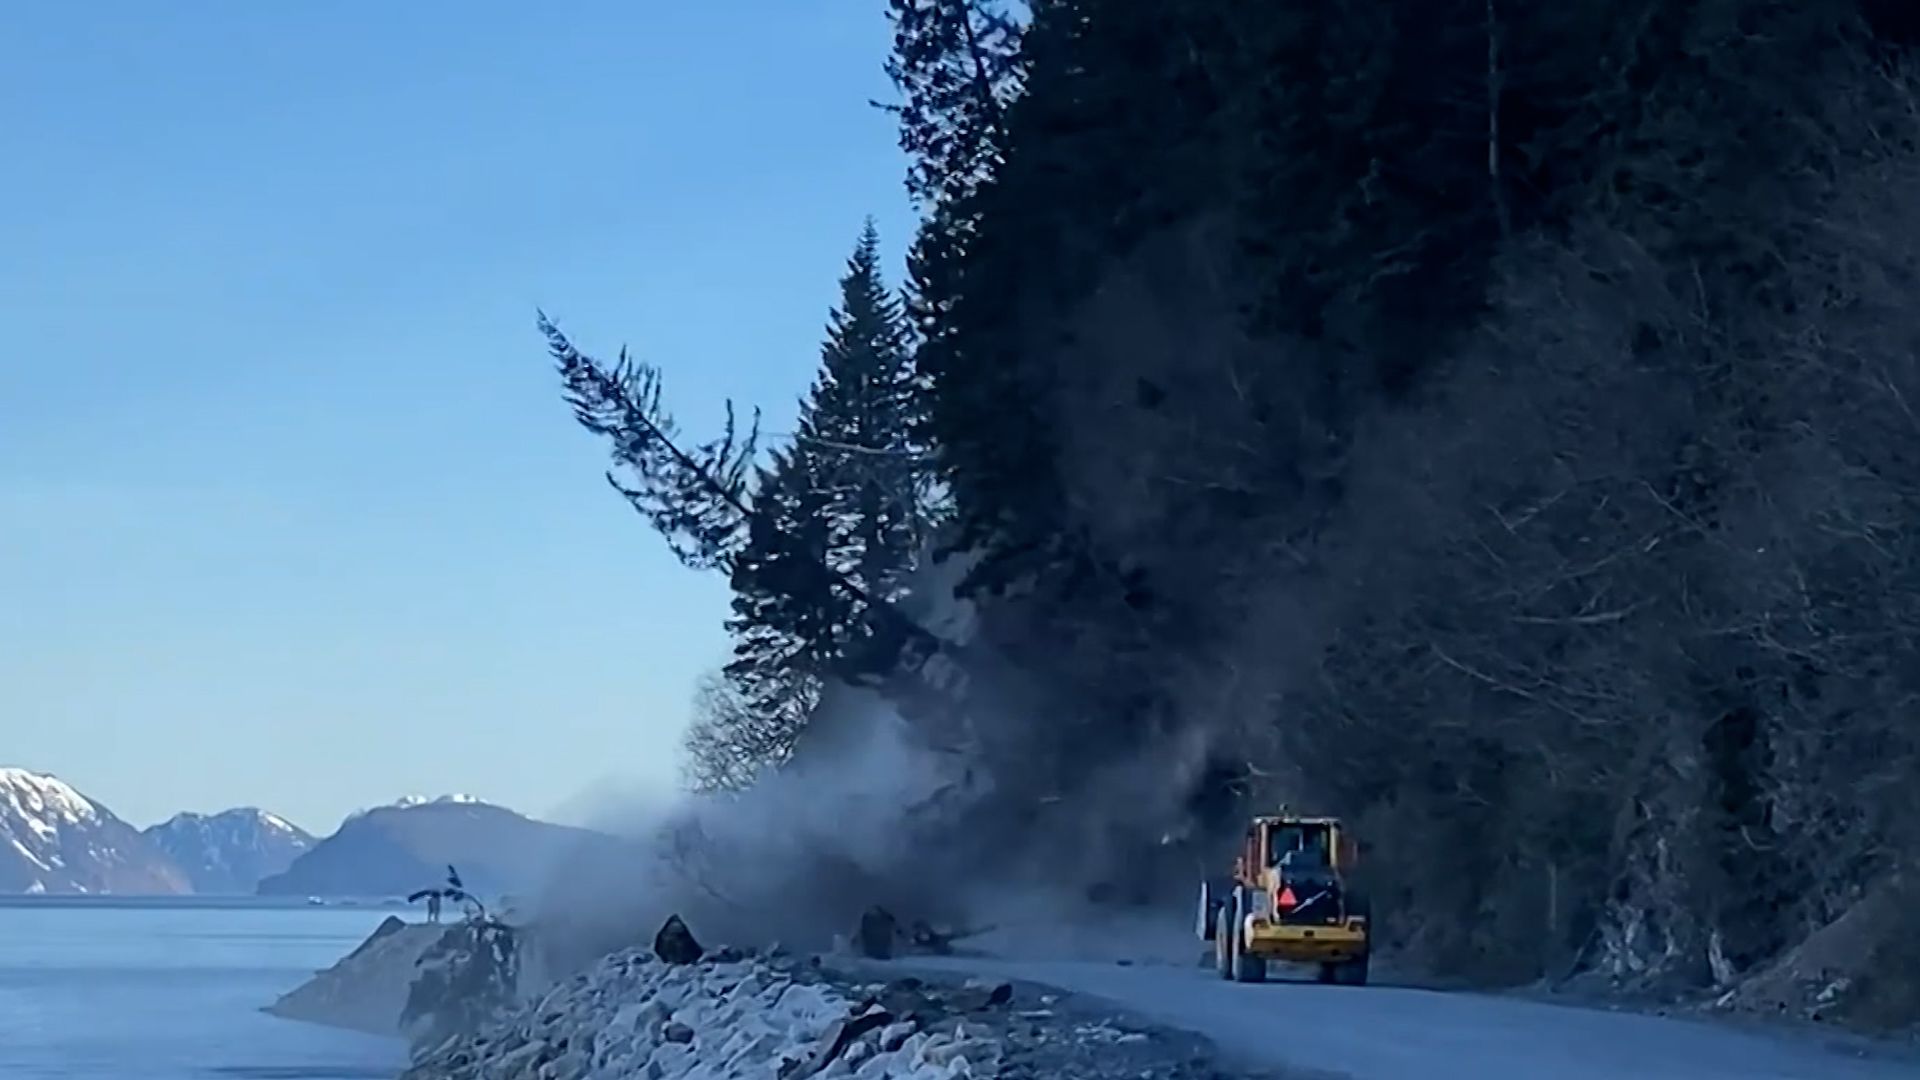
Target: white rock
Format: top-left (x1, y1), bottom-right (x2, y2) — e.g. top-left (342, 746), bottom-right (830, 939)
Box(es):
top-left (403, 949), bottom-right (1007, 1080)
top-left (921, 1039), bottom-right (994, 1067)
top-left (852, 1048), bottom-right (900, 1079)
top-left (654, 1040), bottom-right (701, 1077)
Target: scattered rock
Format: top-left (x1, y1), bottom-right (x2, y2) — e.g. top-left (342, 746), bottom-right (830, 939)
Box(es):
top-left (877, 1020), bottom-right (918, 1052)
top-left (395, 934), bottom-right (1246, 1080)
top-left (907, 919), bottom-right (956, 955)
top-left (941, 978), bottom-right (1014, 1015)
top-left (654, 914), bottom-right (705, 965)
top-left (788, 1006), bottom-right (896, 1078)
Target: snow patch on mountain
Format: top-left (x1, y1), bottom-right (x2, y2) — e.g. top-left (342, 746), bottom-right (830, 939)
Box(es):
top-left (144, 807), bottom-right (315, 894)
top-left (345, 794), bottom-right (488, 824)
top-left (1, 768), bottom-right (101, 834)
top-left (0, 767), bottom-right (190, 895)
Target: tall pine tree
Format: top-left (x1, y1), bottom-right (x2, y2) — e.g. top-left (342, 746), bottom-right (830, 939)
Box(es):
top-left (798, 220), bottom-right (925, 608)
top-left (724, 222), bottom-right (925, 739)
top-left (882, 0), bottom-right (1040, 590)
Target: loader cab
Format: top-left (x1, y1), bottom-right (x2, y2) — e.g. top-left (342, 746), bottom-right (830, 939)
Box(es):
top-left (1250, 816), bottom-right (1356, 877)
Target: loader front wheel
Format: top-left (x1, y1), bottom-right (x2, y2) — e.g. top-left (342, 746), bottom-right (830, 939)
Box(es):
top-left (1228, 893), bottom-right (1266, 984)
top-left (1214, 904), bottom-right (1235, 979)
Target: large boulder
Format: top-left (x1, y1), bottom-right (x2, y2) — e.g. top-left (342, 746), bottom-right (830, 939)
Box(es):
top-left (654, 914), bottom-right (706, 964)
top-left (856, 906), bottom-right (899, 960)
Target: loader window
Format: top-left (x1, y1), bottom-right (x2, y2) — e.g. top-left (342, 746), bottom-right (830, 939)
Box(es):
top-left (1268, 822), bottom-right (1331, 866)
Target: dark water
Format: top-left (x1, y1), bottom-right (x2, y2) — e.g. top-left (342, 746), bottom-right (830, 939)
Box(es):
top-left (0, 898), bottom-right (405, 1079)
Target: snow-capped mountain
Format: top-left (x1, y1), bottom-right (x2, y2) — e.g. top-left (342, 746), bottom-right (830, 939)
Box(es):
top-left (341, 793), bottom-right (485, 825)
top-left (143, 808), bottom-right (315, 894)
top-left (0, 768), bottom-right (191, 895)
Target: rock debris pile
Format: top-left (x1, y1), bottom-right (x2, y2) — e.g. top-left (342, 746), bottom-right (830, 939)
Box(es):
top-left (400, 946), bottom-right (997, 1080)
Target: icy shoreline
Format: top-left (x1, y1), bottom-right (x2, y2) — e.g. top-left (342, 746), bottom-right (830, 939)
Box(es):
top-left (265, 915), bottom-right (451, 1036)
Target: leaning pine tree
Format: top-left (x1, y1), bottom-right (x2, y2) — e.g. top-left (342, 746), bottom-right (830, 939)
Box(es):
top-left (546, 221), bottom-right (934, 788)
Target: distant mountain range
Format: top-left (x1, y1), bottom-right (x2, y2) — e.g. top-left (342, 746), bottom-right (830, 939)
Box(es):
top-left (257, 796), bottom-right (619, 900)
top-left (144, 808), bottom-right (315, 894)
top-left (0, 767), bottom-right (602, 899)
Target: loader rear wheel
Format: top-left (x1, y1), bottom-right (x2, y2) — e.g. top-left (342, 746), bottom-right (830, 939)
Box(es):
top-left (1324, 954), bottom-right (1369, 986)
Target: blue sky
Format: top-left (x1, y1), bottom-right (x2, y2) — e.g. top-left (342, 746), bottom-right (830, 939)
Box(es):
top-left (0, 3), bottom-right (916, 833)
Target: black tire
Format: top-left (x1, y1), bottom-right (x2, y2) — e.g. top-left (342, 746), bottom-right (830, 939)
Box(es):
top-left (1317, 962), bottom-right (1339, 984)
top-left (1345, 888), bottom-right (1372, 925)
top-left (1333, 953), bottom-right (1370, 986)
top-left (1197, 881), bottom-right (1218, 942)
top-left (1214, 903), bottom-right (1233, 979)
top-left (1229, 891), bottom-right (1267, 984)
top-left (1234, 946), bottom-right (1268, 983)
top-left (1343, 888), bottom-right (1373, 986)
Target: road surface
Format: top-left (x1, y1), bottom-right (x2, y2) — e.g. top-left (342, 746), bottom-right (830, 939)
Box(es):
top-left (890, 954), bottom-right (1919, 1080)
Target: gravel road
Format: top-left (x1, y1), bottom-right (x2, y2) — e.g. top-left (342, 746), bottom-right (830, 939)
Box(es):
top-left (880, 952), bottom-right (1919, 1080)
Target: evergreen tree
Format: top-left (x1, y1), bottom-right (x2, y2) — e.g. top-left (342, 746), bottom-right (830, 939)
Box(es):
top-left (882, 0), bottom-right (1047, 590)
top-left (546, 226), bottom-right (935, 778)
top-left (727, 447), bottom-right (846, 701)
top-left (798, 220), bottom-right (925, 602)
top-left (724, 222), bottom-right (925, 731)
top-left (881, 0), bottom-right (1025, 211)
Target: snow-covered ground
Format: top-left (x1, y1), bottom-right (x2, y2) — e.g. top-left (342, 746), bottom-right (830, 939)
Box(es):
top-left (401, 950), bottom-right (1000, 1080)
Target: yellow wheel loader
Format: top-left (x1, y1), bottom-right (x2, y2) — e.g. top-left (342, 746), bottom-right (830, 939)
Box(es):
top-left (1196, 812), bottom-right (1371, 985)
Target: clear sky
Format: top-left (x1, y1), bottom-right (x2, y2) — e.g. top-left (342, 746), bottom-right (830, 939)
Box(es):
top-left (0, 3), bottom-right (916, 834)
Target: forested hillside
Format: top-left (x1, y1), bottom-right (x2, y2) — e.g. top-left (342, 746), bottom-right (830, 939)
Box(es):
top-left (546, 1), bottom-right (1920, 1029)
